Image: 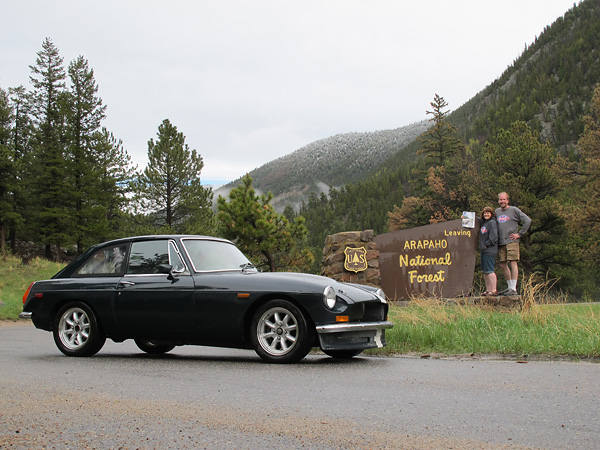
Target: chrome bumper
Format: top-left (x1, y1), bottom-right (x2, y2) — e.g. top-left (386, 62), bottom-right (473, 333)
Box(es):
top-left (19, 312), bottom-right (32, 320)
top-left (315, 321), bottom-right (394, 334)
top-left (316, 321), bottom-right (393, 351)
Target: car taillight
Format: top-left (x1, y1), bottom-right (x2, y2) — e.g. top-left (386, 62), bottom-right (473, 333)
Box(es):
top-left (22, 283), bottom-right (34, 304)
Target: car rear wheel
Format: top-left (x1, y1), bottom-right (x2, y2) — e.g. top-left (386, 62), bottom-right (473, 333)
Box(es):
top-left (53, 302), bottom-right (106, 357)
top-left (134, 339), bottom-right (176, 354)
top-left (322, 349), bottom-right (363, 359)
top-left (251, 300), bottom-right (313, 364)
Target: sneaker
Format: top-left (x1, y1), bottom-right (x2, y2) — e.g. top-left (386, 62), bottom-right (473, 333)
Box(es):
top-left (503, 289), bottom-right (518, 296)
top-left (498, 288), bottom-right (510, 295)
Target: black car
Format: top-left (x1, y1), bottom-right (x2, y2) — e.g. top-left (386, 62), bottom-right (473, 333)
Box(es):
top-left (21, 235), bottom-right (393, 363)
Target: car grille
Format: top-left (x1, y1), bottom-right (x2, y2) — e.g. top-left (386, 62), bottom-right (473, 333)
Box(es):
top-left (362, 302), bottom-right (387, 321)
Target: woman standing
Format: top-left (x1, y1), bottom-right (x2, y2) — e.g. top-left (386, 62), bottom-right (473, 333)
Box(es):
top-left (479, 206), bottom-right (499, 296)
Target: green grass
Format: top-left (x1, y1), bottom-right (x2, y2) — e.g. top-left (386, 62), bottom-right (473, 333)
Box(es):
top-left (369, 299), bottom-right (600, 358)
top-left (2, 255), bottom-right (599, 358)
top-left (0, 255), bottom-right (64, 320)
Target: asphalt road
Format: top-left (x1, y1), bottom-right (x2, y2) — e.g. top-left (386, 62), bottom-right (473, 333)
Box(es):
top-left (1, 322), bottom-right (598, 450)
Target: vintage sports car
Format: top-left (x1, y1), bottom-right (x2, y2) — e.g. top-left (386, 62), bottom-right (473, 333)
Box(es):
top-left (21, 235), bottom-right (393, 363)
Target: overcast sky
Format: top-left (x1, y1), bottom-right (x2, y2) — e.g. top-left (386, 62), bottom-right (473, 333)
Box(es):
top-left (2, 1), bottom-right (578, 184)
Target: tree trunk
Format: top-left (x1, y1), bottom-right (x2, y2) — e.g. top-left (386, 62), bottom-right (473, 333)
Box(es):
top-left (0, 221), bottom-right (5, 257)
top-left (263, 250), bottom-right (276, 272)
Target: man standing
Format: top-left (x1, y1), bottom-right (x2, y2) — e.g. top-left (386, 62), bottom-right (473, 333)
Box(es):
top-left (495, 192), bottom-right (531, 296)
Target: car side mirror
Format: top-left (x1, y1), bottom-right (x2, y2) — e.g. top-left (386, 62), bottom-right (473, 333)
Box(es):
top-left (158, 264), bottom-right (177, 281)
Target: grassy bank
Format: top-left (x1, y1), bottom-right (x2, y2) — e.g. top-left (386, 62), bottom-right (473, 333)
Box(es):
top-left (369, 299), bottom-right (600, 358)
top-left (0, 255), bottom-right (64, 320)
top-left (2, 255), bottom-right (599, 358)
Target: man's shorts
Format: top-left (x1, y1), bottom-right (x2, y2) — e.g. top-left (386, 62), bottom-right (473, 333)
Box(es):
top-left (498, 241), bottom-right (520, 262)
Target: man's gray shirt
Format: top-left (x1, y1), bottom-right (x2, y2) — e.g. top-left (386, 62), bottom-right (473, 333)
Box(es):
top-left (494, 206), bottom-right (532, 246)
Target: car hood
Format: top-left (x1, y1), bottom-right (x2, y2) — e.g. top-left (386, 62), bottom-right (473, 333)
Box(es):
top-left (234, 271), bottom-right (382, 304)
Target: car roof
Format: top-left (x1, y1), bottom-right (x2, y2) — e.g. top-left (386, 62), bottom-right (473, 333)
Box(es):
top-left (97, 235), bottom-right (234, 247)
top-left (53, 235), bottom-right (236, 279)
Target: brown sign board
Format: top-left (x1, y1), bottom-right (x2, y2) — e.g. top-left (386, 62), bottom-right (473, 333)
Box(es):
top-left (374, 219), bottom-right (478, 301)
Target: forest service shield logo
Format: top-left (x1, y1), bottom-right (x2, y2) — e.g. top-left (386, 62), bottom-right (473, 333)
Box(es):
top-left (344, 247), bottom-right (368, 273)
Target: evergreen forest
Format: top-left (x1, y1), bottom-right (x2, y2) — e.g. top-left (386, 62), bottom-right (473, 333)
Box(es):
top-left (0, 38), bottom-right (214, 260)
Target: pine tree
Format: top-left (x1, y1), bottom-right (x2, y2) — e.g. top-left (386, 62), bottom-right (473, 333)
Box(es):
top-left (7, 86), bottom-right (32, 249)
top-left (387, 94), bottom-right (469, 230)
top-left (482, 121), bottom-right (564, 276)
top-left (64, 56), bottom-right (107, 252)
top-left (417, 94), bottom-right (463, 166)
top-left (566, 85), bottom-right (600, 293)
top-left (217, 174), bottom-right (312, 272)
top-left (0, 86), bottom-right (13, 255)
top-left (28, 38), bottom-right (70, 259)
top-left (90, 129), bottom-right (137, 241)
top-left (134, 119), bottom-right (213, 233)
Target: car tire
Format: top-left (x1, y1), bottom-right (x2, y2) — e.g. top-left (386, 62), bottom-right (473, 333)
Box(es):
top-left (322, 349), bottom-right (363, 359)
top-left (251, 300), bottom-right (314, 364)
top-left (53, 302), bottom-right (106, 357)
top-left (134, 339), bottom-right (176, 354)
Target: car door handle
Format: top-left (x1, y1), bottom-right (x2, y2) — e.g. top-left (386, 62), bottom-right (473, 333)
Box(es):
top-left (118, 281), bottom-right (135, 287)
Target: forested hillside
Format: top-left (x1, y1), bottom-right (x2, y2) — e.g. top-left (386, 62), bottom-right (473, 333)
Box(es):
top-left (454, 0), bottom-right (600, 150)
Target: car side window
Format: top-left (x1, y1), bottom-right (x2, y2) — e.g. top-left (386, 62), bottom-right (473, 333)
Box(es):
top-left (127, 240), bottom-right (169, 274)
top-left (127, 240), bottom-right (187, 275)
top-left (76, 245), bottom-right (128, 276)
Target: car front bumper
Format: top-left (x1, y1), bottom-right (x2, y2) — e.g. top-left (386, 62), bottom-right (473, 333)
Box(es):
top-left (315, 321), bottom-right (394, 351)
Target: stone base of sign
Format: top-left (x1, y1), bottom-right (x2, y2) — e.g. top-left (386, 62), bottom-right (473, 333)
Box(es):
top-left (321, 230), bottom-right (381, 287)
top-left (473, 295), bottom-right (522, 310)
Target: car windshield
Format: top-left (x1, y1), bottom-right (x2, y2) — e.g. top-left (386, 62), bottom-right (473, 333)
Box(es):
top-left (182, 239), bottom-right (253, 272)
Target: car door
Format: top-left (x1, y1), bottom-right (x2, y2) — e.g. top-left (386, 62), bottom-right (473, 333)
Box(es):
top-left (115, 239), bottom-right (195, 338)
top-left (69, 243), bottom-right (130, 334)
top-left (181, 238), bottom-right (253, 345)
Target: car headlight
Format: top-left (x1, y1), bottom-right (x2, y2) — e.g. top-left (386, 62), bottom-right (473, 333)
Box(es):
top-left (375, 288), bottom-right (387, 303)
top-left (323, 286), bottom-right (337, 309)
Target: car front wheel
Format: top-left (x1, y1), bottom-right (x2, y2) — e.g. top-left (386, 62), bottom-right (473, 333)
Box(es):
top-left (251, 300), bottom-right (314, 364)
top-left (135, 339), bottom-right (175, 354)
top-left (53, 302), bottom-right (106, 357)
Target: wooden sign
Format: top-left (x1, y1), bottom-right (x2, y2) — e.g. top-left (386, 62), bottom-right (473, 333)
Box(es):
top-left (374, 219), bottom-right (478, 301)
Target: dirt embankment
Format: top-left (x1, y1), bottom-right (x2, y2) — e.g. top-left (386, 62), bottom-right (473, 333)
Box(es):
top-left (0, 320), bottom-right (30, 327)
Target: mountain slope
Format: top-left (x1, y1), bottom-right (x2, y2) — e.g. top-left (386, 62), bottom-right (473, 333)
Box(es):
top-left (216, 121), bottom-right (429, 211)
top-left (452, 0), bottom-right (599, 150)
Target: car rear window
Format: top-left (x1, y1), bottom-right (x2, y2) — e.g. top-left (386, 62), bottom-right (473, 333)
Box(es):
top-left (76, 244), bottom-right (128, 276)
